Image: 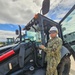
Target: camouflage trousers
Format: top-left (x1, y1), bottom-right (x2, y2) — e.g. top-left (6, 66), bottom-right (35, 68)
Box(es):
top-left (46, 58), bottom-right (59, 75)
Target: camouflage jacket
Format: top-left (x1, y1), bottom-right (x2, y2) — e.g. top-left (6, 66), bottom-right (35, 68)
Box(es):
top-left (42, 37), bottom-right (62, 63)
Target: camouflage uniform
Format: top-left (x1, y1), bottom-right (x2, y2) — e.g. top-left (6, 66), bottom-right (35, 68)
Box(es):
top-left (42, 37), bottom-right (62, 75)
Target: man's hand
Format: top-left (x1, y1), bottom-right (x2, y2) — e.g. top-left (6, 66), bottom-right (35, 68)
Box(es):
top-left (39, 45), bottom-right (45, 49)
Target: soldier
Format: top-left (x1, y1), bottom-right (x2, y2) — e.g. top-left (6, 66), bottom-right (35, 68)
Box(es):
top-left (39, 26), bottom-right (62, 75)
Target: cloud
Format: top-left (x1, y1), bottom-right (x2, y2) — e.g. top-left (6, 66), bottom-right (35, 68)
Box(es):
top-left (33, 0), bottom-right (43, 7)
top-left (0, 30), bottom-right (18, 42)
top-left (0, 0), bottom-right (75, 25)
top-left (0, 0), bottom-right (43, 25)
top-left (47, 0), bottom-right (75, 23)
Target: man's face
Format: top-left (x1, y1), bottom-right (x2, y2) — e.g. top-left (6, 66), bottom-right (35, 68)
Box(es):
top-left (49, 31), bottom-right (58, 38)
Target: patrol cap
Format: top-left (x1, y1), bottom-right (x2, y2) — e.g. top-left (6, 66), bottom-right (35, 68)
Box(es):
top-left (49, 26), bottom-right (58, 33)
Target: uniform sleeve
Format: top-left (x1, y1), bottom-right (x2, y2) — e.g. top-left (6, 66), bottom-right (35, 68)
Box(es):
top-left (43, 47), bottom-right (52, 52)
top-left (40, 47), bottom-right (53, 57)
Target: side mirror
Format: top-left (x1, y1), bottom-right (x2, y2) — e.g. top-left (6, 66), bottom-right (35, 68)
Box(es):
top-left (15, 30), bottom-right (19, 35)
top-left (42, 0), bottom-right (50, 15)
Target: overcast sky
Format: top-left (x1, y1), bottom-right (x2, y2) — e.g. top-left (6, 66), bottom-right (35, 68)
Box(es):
top-left (0, 0), bottom-right (75, 42)
top-left (0, 0), bottom-right (75, 25)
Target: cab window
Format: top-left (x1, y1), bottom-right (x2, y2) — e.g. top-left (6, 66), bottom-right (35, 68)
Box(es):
top-left (61, 9), bottom-right (75, 52)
